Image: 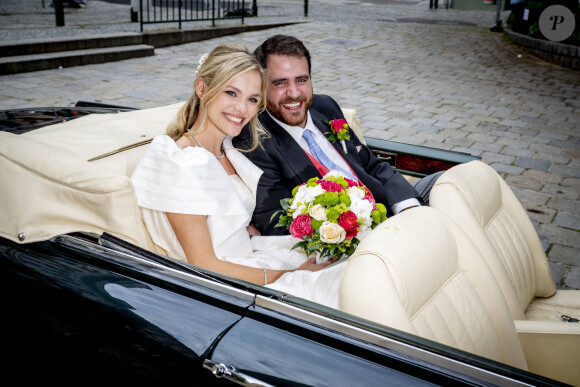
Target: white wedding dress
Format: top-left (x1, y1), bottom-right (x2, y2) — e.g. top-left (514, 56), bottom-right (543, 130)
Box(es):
top-left (131, 135), bottom-right (346, 309)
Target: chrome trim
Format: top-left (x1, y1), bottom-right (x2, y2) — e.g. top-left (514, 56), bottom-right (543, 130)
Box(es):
top-left (54, 234), bottom-right (257, 303)
top-left (203, 360), bottom-right (275, 387)
top-left (255, 296), bottom-right (535, 387)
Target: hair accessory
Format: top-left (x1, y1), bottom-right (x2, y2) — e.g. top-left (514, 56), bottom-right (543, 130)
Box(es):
top-left (186, 129), bottom-right (225, 159)
top-left (195, 53), bottom-right (209, 77)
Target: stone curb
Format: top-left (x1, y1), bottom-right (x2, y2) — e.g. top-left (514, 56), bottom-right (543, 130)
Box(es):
top-left (503, 28), bottom-right (580, 71)
top-left (0, 21), bottom-right (299, 74)
top-left (141, 21), bottom-right (299, 48)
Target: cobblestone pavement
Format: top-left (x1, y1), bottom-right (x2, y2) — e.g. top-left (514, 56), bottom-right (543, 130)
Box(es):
top-left (1, 0), bottom-right (579, 289)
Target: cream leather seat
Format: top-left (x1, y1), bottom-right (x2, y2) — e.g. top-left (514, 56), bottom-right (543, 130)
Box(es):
top-left (339, 206), bottom-right (528, 369)
top-left (0, 131), bottom-right (155, 249)
top-left (429, 160), bottom-right (580, 385)
top-left (339, 206), bottom-right (578, 385)
top-left (429, 161), bottom-right (580, 323)
top-left (341, 108), bottom-right (365, 145)
top-left (0, 104), bottom-right (183, 252)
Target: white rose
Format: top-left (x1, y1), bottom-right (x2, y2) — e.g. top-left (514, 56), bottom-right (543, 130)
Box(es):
top-left (307, 184), bottom-right (325, 198)
top-left (309, 204), bottom-right (327, 221)
top-left (290, 186), bottom-right (309, 210)
top-left (348, 186), bottom-right (365, 200)
top-left (350, 197), bottom-right (374, 220)
top-left (292, 204), bottom-right (307, 218)
top-left (319, 221), bottom-right (346, 244)
top-left (360, 216), bottom-right (373, 228)
top-left (291, 185), bottom-right (324, 210)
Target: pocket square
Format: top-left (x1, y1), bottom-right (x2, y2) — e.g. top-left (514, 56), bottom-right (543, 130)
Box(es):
top-left (356, 145), bottom-right (363, 152)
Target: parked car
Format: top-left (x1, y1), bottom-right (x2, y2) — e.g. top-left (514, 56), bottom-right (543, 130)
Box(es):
top-left (0, 102), bottom-right (571, 386)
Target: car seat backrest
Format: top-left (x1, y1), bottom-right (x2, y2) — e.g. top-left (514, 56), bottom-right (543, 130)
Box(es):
top-left (341, 108), bottom-right (366, 145)
top-left (339, 206), bottom-right (528, 370)
top-left (430, 161), bottom-right (556, 318)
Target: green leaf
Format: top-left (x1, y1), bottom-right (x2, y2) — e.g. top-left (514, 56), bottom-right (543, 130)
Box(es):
top-left (292, 241), bottom-right (307, 252)
top-left (280, 198), bottom-right (292, 211)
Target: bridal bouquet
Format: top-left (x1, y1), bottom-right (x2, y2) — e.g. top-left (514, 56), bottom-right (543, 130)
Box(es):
top-left (273, 171), bottom-right (387, 262)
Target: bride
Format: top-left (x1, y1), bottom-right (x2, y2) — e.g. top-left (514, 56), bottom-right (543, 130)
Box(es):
top-left (131, 44), bottom-right (347, 308)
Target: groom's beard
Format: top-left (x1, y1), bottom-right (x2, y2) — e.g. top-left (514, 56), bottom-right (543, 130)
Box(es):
top-left (266, 96), bottom-right (313, 128)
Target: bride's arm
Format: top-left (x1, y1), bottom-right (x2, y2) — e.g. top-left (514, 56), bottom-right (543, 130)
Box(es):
top-left (166, 212), bottom-right (330, 285)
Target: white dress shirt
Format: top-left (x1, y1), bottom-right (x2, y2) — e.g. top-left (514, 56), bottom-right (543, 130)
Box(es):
top-left (268, 111), bottom-right (352, 173)
top-left (267, 111), bottom-right (420, 214)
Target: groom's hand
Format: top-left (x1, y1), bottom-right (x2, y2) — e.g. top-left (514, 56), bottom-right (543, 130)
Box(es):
top-left (246, 223), bottom-right (261, 238)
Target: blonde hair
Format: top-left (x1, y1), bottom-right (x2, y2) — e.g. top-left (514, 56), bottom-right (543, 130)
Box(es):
top-left (166, 44), bottom-right (267, 151)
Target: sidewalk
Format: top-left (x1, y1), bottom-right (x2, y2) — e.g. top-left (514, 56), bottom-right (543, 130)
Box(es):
top-left (1, 0), bottom-right (579, 290)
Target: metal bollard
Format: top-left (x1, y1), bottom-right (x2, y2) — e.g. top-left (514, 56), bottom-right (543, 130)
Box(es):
top-left (54, 0), bottom-right (65, 26)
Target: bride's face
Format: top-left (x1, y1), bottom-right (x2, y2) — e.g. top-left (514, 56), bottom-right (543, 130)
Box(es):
top-left (206, 70), bottom-right (262, 138)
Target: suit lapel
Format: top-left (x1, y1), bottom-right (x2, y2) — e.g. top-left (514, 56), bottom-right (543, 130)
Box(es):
top-left (260, 113), bottom-right (320, 182)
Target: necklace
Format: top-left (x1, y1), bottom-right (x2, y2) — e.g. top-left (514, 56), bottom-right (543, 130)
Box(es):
top-left (186, 129), bottom-right (225, 159)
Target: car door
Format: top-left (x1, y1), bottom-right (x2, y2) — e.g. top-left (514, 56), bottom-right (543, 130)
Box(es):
top-left (1, 233), bottom-right (564, 386)
top-left (0, 233), bottom-right (253, 384)
top-left (204, 295), bottom-right (566, 387)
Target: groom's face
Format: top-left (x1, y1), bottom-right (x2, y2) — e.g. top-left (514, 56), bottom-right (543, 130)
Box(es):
top-left (265, 54), bottom-right (313, 128)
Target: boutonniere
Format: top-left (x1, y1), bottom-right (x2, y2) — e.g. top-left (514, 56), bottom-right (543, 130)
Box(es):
top-left (322, 118), bottom-right (351, 154)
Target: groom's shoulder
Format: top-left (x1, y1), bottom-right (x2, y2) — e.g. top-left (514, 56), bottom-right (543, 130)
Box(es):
top-left (311, 94), bottom-right (342, 117)
top-left (312, 94), bottom-right (339, 106)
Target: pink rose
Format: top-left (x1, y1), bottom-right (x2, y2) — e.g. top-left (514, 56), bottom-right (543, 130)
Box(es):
top-left (362, 187), bottom-right (377, 210)
top-left (319, 180), bottom-right (343, 193)
top-left (338, 211), bottom-right (359, 239)
top-left (330, 119), bottom-right (348, 133)
top-left (345, 178), bottom-right (358, 187)
top-left (363, 193), bottom-right (376, 210)
top-left (290, 214), bottom-right (314, 239)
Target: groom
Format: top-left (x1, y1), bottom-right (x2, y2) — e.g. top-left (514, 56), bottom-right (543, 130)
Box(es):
top-left (234, 34), bottom-right (437, 236)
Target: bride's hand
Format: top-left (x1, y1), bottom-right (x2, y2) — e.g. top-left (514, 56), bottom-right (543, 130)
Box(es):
top-left (296, 257), bottom-right (334, 272)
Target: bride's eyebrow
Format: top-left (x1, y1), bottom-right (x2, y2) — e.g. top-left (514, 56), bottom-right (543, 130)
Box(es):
top-left (226, 85), bottom-right (261, 98)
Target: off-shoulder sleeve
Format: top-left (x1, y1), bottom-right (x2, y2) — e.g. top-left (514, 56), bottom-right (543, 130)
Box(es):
top-left (131, 135), bottom-right (249, 217)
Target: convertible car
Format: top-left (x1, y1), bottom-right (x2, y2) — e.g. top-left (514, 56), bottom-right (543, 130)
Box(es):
top-left (1, 102), bottom-right (578, 386)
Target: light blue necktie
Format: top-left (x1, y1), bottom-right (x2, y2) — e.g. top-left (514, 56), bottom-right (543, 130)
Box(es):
top-left (302, 129), bottom-right (357, 181)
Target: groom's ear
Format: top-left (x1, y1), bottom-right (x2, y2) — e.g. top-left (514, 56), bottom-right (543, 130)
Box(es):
top-left (195, 77), bottom-right (207, 99)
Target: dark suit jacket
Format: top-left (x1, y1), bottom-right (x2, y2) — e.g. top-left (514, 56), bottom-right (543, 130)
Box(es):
top-left (233, 94), bottom-right (419, 236)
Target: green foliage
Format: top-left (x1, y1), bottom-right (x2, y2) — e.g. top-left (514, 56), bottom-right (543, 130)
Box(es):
top-left (321, 192), bottom-right (339, 207)
top-left (293, 234), bottom-right (358, 262)
top-left (377, 203), bottom-right (387, 221)
top-left (339, 193), bottom-right (351, 207)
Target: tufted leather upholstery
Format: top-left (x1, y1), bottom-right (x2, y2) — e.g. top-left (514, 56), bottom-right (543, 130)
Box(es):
top-left (339, 206), bottom-right (528, 370)
top-left (430, 161), bottom-right (580, 323)
top-left (429, 160), bottom-right (580, 385)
